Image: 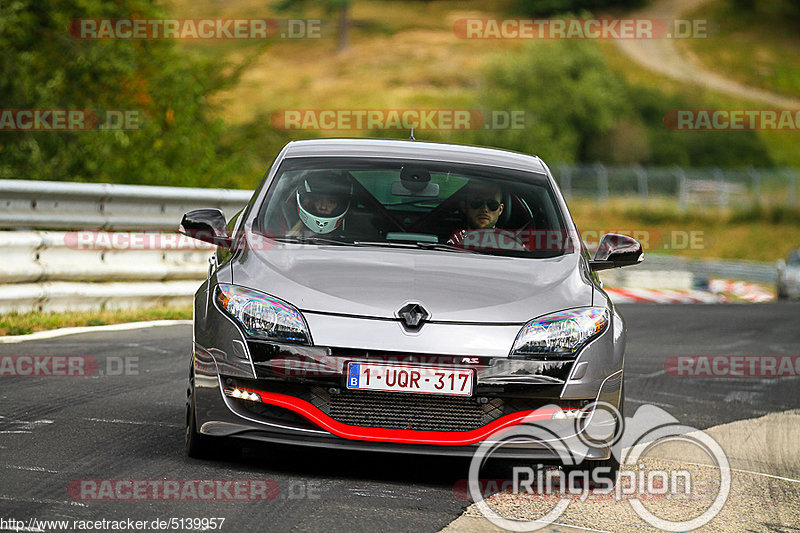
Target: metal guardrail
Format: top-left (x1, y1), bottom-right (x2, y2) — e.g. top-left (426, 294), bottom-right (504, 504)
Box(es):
top-left (554, 165), bottom-right (798, 209)
top-left (0, 179), bottom-right (779, 314)
top-left (0, 230), bottom-right (217, 313)
top-left (0, 179), bottom-right (253, 230)
top-left (632, 254), bottom-right (777, 285)
top-left (0, 180), bottom-right (252, 313)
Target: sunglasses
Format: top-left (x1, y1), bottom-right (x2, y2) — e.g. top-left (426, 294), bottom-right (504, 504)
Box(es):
top-left (469, 198), bottom-right (501, 211)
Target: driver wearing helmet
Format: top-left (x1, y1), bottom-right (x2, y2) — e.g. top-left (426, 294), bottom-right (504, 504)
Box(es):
top-left (289, 170), bottom-right (353, 236)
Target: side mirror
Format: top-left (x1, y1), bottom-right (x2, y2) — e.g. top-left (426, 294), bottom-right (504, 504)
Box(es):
top-left (179, 208), bottom-right (232, 249)
top-left (589, 233), bottom-right (644, 272)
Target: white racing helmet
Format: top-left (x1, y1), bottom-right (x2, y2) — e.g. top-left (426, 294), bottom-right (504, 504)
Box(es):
top-left (296, 171), bottom-right (353, 234)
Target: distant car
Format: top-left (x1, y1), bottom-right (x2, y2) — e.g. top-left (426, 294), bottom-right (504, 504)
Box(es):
top-left (777, 249), bottom-right (800, 300)
top-left (179, 139), bottom-right (643, 474)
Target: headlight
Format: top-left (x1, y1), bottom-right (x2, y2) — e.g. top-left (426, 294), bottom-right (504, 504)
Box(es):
top-left (511, 307), bottom-right (609, 357)
top-left (216, 284), bottom-right (310, 344)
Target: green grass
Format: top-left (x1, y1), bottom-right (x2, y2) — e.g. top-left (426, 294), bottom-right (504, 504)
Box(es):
top-left (0, 307), bottom-right (192, 336)
top-left (166, 0), bottom-right (800, 169)
top-left (682, 0), bottom-right (800, 99)
top-left (597, 39), bottom-right (800, 167)
top-left (569, 198), bottom-right (800, 262)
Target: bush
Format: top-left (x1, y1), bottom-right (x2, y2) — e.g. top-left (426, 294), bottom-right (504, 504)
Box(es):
top-left (0, 0), bottom-right (287, 188)
top-left (462, 41), bottom-right (630, 163)
top-left (465, 41), bottom-right (774, 167)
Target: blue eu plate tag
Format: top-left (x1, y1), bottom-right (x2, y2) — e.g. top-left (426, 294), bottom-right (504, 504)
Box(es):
top-left (348, 363), bottom-right (360, 388)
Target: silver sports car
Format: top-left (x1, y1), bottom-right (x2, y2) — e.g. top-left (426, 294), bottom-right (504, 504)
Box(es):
top-left (180, 138), bottom-right (643, 471)
top-left (777, 249), bottom-right (800, 300)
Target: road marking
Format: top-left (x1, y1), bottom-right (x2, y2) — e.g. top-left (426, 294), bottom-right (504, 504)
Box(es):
top-left (0, 494), bottom-right (87, 507)
top-left (84, 417), bottom-right (182, 428)
top-left (0, 320), bottom-right (192, 344)
top-left (626, 369), bottom-right (666, 381)
top-left (0, 464), bottom-right (59, 473)
top-left (626, 398), bottom-right (674, 408)
top-left (660, 458), bottom-right (800, 484)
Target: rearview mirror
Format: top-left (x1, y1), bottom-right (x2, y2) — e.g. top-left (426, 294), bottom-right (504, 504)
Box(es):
top-left (589, 233), bottom-right (644, 272)
top-left (391, 165), bottom-right (439, 197)
top-left (179, 208), bottom-right (232, 249)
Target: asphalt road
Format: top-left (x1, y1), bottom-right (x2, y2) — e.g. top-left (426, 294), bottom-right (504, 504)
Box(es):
top-left (0, 303), bottom-right (798, 532)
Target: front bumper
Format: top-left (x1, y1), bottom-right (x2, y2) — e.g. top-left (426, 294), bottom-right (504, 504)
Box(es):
top-left (191, 285), bottom-right (625, 460)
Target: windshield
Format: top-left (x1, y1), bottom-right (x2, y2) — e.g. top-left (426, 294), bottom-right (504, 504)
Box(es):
top-left (254, 157), bottom-right (573, 258)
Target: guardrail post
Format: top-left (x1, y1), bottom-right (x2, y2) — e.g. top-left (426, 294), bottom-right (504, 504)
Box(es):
top-left (595, 163), bottom-right (608, 205)
top-left (748, 167), bottom-right (761, 206)
top-left (714, 167), bottom-right (728, 208)
top-left (674, 166), bottom-right (688, 212)
top-left (786, 167), bottom-right (797, 208)
top-left (636, 165), bottom-right (648, 204)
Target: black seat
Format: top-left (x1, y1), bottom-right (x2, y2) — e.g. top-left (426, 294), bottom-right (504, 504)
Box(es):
top-left (497, 191), bottom-right (512, 227)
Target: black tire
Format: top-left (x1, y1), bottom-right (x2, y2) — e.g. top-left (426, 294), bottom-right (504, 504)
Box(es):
top-left (185, 376), bottom-right (214, 459)
top-left (581, 377), bottom-right (624, 486)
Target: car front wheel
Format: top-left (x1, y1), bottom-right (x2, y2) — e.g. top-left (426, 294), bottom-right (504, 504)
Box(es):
top-left (185, 373), bottom-right (214, 459)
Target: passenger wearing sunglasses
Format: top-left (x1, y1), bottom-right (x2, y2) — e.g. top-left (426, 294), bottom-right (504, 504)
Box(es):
top-left (447, 181), bottom-right (505, 247)
top-left (463, 183), bottom-right (504, 230)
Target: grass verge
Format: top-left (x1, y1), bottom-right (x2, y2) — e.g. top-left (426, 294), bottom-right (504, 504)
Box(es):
top-left (0, 307), bottom-right (192, 337)
top-left (569, 198), bottom-right (800, 262)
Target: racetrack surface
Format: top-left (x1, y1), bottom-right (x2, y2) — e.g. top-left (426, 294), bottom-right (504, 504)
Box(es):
top-left (0, 304), bottom-right (797, 532)
top-left (615, 0), bottom-right (800, 108)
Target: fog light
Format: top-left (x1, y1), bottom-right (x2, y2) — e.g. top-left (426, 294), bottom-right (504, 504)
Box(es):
top-left (224, 387), bottom-right (262, 402)
top-left (551, 408), bottom-right (588, 420)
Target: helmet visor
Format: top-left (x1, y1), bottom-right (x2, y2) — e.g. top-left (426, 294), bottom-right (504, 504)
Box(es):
top-left (298, 192), bottom-right (349, 218)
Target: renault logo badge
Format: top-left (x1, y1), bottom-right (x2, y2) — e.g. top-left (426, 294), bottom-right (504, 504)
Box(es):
top-left (397, 303), bottom-right (429, 331)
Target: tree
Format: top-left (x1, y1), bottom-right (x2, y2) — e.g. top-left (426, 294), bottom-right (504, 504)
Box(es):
top-left (462, 41), bottom-right (630, 163)
top-left (274, 0), bottom-right (350, 51)
top-left (0, 0), bottom-right (254, 187)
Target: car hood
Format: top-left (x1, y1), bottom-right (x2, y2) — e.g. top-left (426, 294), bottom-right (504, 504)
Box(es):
top-left (232, 243), bottom-right (594, 324)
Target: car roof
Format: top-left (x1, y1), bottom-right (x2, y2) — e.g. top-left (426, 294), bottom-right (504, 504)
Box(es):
top-left (282, 138), bottom-right (548, 174)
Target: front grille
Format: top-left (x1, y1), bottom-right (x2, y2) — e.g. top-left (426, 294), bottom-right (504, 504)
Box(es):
top-left (311, 387), bottom-right (504, 432)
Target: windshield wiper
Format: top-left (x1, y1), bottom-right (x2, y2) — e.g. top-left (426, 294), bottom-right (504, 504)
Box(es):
top-left (412, 242), bottom-right (476, 253)
top-left (273, 235), bottom-right (356, 246)
top-left (353, 240), bottom-right (478, 253)
top-left (274, 236), bottom-right (478, 253)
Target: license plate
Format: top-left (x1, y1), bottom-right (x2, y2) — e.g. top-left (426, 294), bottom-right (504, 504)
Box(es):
top-left (346, 362), bottom-right (473, 396)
